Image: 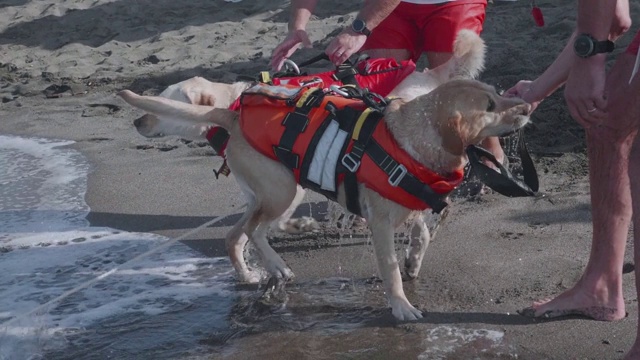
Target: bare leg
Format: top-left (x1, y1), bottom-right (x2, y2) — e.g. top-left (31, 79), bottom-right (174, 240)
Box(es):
top-left (606, 52), bottom-right (640, 358)
top-left (625, 134), bottom-right (640, 359)
top-left (520, 129), bottom-right (631, 321)
top-left (521, 53), bottom-right (640, 321)
top-left (426, 51), bottom-right (452, 68)
top-left (480, 136), bottom-right (505, 164)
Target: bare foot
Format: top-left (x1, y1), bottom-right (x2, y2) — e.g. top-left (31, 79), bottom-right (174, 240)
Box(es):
top-left (518, 283), bottom-right (626, 321)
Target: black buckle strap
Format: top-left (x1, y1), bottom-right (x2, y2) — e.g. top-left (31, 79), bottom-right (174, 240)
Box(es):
top-left (342, 109), bottom-right (383, 215)
top-left (333, 62), bottom-right (359, 87)
top-left (330, 85), bottom-right (389, 113)
top-left (274, 89), bottom-right (325, 169)
top-left (366, 140), bottom-right (449, 213)
top-left (465, 130), bottom-right (538, 197)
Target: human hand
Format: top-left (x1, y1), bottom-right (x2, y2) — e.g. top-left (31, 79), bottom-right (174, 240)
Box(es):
top-left (270, 29), bottom-right (312, 71)
top-left (324, 29), bottom-right (367, 65)
top-left (503, 80), bottom-right (543, 112)
top-left (564, 57), bottom-right (608, 129)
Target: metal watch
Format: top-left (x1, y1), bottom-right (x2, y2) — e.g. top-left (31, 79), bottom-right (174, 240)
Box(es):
top-left (351, 19), bottom-right (371, 37)
top-left (573, 33), bottom-right (615, 58)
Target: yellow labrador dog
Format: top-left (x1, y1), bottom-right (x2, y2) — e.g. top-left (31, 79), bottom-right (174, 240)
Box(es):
top-left (130, 30), bottom-right (486, 236)
top-left (118, 79), bottom-right (531, 321)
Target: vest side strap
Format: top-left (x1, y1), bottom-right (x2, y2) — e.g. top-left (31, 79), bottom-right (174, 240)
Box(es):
top-left (366, 140), bottom-right (449, 213)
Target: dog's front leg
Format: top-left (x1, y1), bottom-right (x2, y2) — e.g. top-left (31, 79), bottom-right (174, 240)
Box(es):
top-left (369, 216), bottom-right (423, 321)
top-left (403, 213), bottom-right (431, 281)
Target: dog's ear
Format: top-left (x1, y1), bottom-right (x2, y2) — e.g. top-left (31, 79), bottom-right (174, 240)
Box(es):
top-left (439, 111), bottom-right (465, 156)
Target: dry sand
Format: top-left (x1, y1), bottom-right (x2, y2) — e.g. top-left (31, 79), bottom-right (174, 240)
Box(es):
top-left (1, 0), bottom-right (640, 359)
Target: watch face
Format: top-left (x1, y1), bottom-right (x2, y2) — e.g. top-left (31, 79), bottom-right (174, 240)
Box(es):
top-left (574, 35), bottom-right (594, 57)
top-left (352, 19), bottom-right (365, 33)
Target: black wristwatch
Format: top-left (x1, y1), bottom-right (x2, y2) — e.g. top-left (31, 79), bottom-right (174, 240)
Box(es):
top-left (351, 18), bottom-right (371, 36)
top-left (573, 33), bottom-right (615, 58)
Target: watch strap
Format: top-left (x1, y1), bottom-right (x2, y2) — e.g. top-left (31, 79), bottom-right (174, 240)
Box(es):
top-left (594, 39), bottom-right (615, 54)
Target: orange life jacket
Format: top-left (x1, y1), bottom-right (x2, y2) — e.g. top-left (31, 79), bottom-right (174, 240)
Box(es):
top-left (238, 84), bottom-right (464, 213)
top-left (206, 58), bottom-right (416, 158)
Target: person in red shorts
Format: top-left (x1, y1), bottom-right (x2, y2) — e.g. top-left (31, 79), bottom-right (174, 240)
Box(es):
top-left (505, 0), bottom-right (640, 357)
top-left (270, 0), bottom-right (506, 164)
top-left (270, 0), bottom-right (486, 69)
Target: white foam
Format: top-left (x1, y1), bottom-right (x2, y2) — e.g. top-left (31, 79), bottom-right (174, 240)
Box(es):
top-left (419, 326), bottom-right (515, 359)
top-left (0, 136), bottom-right (233, 360)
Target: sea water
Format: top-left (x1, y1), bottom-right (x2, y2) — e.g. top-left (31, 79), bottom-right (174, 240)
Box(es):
top-left (0, 135), bottom-right (235, 359)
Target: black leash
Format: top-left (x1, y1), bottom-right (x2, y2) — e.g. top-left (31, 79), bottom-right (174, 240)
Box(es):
top-left (296, 53), bottom-right (330, 68)
top-left (465, 129), bottom-right (539, 197)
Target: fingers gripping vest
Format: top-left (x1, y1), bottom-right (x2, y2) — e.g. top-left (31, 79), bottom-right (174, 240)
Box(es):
top-left (238, 84), bottom-right (464, 213)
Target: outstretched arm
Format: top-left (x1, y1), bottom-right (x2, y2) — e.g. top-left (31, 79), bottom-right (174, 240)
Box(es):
top-left (270, 0), bottom-right (319, 70)
top-left (505, 0), bottom-right (630, 118)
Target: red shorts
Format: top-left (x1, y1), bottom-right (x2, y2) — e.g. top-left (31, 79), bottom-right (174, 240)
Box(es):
top-left (626, 29), bottom-right (640, 55)
top-left (361, 0), bottom-right (487, 62)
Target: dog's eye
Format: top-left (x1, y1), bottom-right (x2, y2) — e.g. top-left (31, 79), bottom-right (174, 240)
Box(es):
top-left (486, 97), bottom-right (496, 112)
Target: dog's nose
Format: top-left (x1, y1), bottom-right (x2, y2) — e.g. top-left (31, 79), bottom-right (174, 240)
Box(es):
top-left (133, 115), bottom-right (143, 128)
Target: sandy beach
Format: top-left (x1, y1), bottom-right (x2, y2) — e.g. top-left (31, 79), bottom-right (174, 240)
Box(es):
top-left (2, 0), bottom-right (640, 358)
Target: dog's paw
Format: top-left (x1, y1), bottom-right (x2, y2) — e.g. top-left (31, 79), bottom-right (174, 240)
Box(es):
top-left (237, 269), bottom-right (264, 284)
top-left (403, 259), bottom-right (421, 281)
top-left (280, 216), bottom-right (320, 234)
top-left (390, 297), bottom-right (423, 321)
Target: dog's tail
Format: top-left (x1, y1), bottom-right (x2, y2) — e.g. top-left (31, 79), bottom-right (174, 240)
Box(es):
top-left (449, 29), bottom-right (485, 80)
top-left (118, 90), bottom-right (236, 129)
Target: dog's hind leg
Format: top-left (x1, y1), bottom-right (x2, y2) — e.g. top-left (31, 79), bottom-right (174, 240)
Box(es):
top-left (225, 197), bottom-right (262, 284)
top-left (403, 213), bottom-right (431, 281)
top-left (244, 210), bottom-right (295, 304)
top-left (273, 185), bottom-right (320, 234)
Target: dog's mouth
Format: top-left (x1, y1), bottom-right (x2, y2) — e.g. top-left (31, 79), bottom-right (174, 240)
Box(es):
top-left (498, 114), bottom-right (530, 137)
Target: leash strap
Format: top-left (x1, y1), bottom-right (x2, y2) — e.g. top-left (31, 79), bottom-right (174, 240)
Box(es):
top-left (296, 53), bottom-right (330, 68)
top-left (517, 129), bottom-right (539, 192)
top-left (466, 131), bottom-right (538, 197)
